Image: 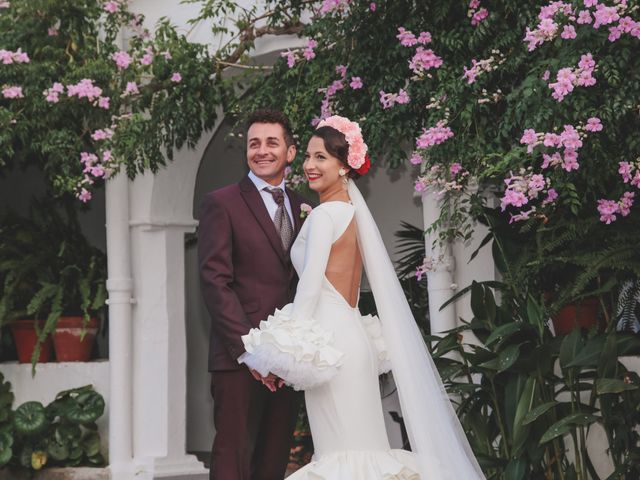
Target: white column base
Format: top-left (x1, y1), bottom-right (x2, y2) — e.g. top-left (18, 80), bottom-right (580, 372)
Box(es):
top-left (153, 455), bottom-right (208, 478)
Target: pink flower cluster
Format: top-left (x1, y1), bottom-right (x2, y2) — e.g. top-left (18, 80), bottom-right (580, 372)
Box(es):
top-left (415, 256), bottom-right (437, 281)
top-left (43, 82), bottom-right (64, 103)
top-left (112, 51), bottom-right (132, 70)
top-left (78, 147), bottom-right (119, 202)
top-left (548, 53), bottom-right (596, 101)
top-left (0, 48), bottom-right (29, 64)
top-left (312, 65), bottom-right (349, 124)
top-left (379, 89), bottom-right (410, 109)
top-left (396, 27), bottom-right (432, 47)
top-left (597, 192), bottom-right (635, 223)
top-left (0, 2), bottom-right (10, 9)
top-left (409, 47), bottom-right (443, 74)
top-left (525, 1), bottom-right (640, 50)
top-left (596, 155), bottom-right (640, 223)
top-left (2, 85), bottom-right (23, 99)
top-left (469, 0), bottom-right (489, 26)
top-left (415, 121), bottom-right (454, 149)
top-left (316, 115), bottom-right (368, 169)
top-left (501, 171), bottom-right (559, 222)
top-left (91, 128), bottom-right (114, 141)
top-left (281, 38), bottom-right (318, 69)
top-left (66, 79), bottom-right (110, 109)
top-left (462, 51), bottom-right (505, 84)
top-left (103, 1), bottom-right (120, 14)
top-left (413, 163), bottom-right (468, 196)
top-left (396, 27), bottom-right (442, 77)
top-left (521, 119), bottom-right (601, 173)
top-left (319, 0), bottom-right (351, 15)
top-left (122, 81), bottom-right (139, 96)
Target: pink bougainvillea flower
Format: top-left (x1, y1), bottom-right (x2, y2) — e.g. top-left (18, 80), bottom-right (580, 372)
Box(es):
top-left (396, 27), bottom-right (418, 47)
top-left (349, 76), bottom-right (363, 89)
top-left (520, 129), bottom-right (538, 146)
top-left (471, 8), bottom-right (489, 26)
top-left (409, 153), bottom-right (423, 165)
top-left (501, 189), bottom-right (529, 210)
top-left (416, 121), bottom-right (454, 148)
top-left (112, 51), bottom-right (132, 70)
top-left (123, 81), bottom-right (139, 96)
top-left (303, 39), bottom-right (317, 61)
top-left (48, 27), bottom-right (59, 36)
top-left (450, 163), bottom-right (463, 176)
top-left (2, 85), bottom-right (23, 98)
top-left (335, 65), bottom-right (347, 77)
top-left (562, 148), bottom-right (580, 171)
top-left (78, 188), bottom-right (92, 203)
top-left (103, 1), bottom-right (119, 13)
top-left (577, 10), bottom-right (593, 24)
top-left (561, 25), bottom-right (577, 39)
top-left (91, 129), bottom-right (114, 141)
top-left (593, 5), bottom-right (620, 29)
top-left (97, 96), bottom-right (110, 109)
top-left (369, 2), bottom-right (376, 11)
top-left (281, 50), bottom-right (296, 68)
top-left (543, 188), bottom-right (559, 206)
top-left (171, 72), bottom-right (182, 83)
top-left (619, 191), bottom-right (635, 216)
top-left (585, 116), bottom-right (603, 132)
top-left (409, 47), bottom-right (443, 73)
top-left (619, 161), bottom-right (633, 183)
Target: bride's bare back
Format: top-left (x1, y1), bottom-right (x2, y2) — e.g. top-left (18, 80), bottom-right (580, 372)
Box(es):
top-left (325, 218), bottom-right (362, 308)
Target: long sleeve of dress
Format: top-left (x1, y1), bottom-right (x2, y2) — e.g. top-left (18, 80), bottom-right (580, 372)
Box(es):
top-left (240, 207), bottom-right (345, 390)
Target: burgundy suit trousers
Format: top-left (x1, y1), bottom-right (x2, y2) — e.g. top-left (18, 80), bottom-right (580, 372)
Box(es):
top-left (209, 369), bottom-right (302, 480)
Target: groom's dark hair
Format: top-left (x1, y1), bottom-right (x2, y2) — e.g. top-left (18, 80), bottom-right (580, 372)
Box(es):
top-left (246, 109), bottom-right (295, 147)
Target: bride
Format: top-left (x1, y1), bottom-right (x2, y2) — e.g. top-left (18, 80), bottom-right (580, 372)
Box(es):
top-left (239, 116), bottom-right (485, 479)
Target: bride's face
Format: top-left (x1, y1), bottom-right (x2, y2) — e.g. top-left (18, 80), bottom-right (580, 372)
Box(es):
top-left (303, 136), bottom-right (345, 193)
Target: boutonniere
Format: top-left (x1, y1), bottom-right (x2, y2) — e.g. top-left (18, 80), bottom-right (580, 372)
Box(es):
top-left (300, 203), bottom-right (313, 219)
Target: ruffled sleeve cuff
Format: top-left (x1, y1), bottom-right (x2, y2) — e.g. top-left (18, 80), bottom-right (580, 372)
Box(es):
top-left (360, 314), bottom-right (392, 375)
top-left (240, 304), bottom-right (344, 391)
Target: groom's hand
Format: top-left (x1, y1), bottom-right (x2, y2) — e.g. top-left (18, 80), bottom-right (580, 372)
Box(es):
top-left (262, 373), bottom-right (280, 392)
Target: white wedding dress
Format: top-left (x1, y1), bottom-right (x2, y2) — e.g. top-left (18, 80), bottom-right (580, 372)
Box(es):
top-left (242, 181), bottom-right (486, 480)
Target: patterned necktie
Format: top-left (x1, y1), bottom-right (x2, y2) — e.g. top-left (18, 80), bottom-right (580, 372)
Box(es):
top-left (265, 187), bottom-right (293, 251)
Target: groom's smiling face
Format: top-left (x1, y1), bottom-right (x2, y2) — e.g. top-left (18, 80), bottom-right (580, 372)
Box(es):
top-left (246, 122), bottom-right (295, 186)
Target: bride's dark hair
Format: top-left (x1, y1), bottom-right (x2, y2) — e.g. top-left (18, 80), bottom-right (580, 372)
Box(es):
top-left (313, 126), bottom-right (361, 179)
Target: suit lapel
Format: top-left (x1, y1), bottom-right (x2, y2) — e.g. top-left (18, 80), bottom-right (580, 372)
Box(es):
top-left (239, 176), bottom-right (286, 264)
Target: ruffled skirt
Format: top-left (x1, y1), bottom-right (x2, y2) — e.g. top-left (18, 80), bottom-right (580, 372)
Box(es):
top-left (287, 449), bottom-right (419, 479)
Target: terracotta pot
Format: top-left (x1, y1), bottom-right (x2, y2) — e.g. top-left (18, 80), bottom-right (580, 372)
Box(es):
top-left (52, 316), bottom-right (99, 362)
top-left (551, 298), bottom-right (600, 336)
top-left (9, 319), bottom-right (53, 363)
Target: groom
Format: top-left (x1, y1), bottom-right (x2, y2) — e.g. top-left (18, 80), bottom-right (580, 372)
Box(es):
top-left (198, 109), bottom-right (308, 479)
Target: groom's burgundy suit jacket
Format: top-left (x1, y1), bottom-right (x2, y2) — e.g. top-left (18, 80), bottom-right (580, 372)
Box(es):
top-left (198, 175), bottom-right (308, 371)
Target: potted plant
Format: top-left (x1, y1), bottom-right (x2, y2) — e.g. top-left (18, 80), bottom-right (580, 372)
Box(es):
top-left (0, 199), bottom-right (107, 367)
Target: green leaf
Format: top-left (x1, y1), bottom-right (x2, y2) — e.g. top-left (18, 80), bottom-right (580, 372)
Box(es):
top-left (539, 413), bottom-right (599, 444)
top-left (596, 378), bottom-right (639, 395)
top-left (522, 401), bottom-right (558, 425)
top-left (559, 329), bottom-right (583, 370)
top-left (512, 377), bottom-right (536, 457)
top-left (485, 322), bottom-right (523, 347)
top-left (0, 430), bottom-right (13, 467)
top-left (505, 458), bottom-right (527, 480)
top-left (13, 401), bottom-right (47, 436)
top-left (567, 336), bottom-right (606, 368)
top-left (83, 431), bottom-right (101, 457)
